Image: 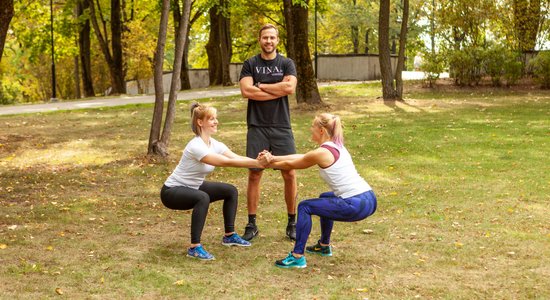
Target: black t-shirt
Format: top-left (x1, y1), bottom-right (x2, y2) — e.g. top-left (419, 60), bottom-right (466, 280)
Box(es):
top-left (239, 53), bottom-right (297, 128)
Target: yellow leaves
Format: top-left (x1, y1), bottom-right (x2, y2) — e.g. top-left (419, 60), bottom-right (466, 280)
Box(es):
top-left (454, 242), bottom-right (463, 248)
top-left (55, 288), bottom-right (63, 295)
top-left (173, 279), bottom-right (186, 286)
top-left (355, 288), bottom-right (368, 292)
top-left (0, 243), bottom-right (7, 249)
top-left (46, 246), bottom-right (54, 251)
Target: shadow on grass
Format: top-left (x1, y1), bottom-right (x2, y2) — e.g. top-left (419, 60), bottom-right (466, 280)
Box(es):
top-left (383, 100), bottom-right (426, 113)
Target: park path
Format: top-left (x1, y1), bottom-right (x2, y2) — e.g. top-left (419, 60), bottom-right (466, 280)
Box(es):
top-left (0, 72), bottom-right (432, 116)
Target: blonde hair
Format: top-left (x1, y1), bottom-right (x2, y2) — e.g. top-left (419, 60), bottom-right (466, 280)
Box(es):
top-left (314, 113), bottom-right (344, 147)
top-left (190, 102), bottom-right (217, 136)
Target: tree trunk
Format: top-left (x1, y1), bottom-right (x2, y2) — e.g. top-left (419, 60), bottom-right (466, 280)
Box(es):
top-left (77, 0), bottom-right (94, 97)
top-left (282, 0), bottom-right (295, 59)
top-left (395, 0), bottom-right (409, 99)
top-left (74, 55), bottom-right (81, 99)
top-left (378, 0), bottom-right (398, 100)
top-left (110, 0), bottom-right (126, 94)
top-left (86, 0), bottom-right (126, 95)
top-left (174, 1), bottom-right (201, 90)
top-left (513, 0), bottom-right (541, 51)
top-left (351, 25), bottom-right (359, 54)
top-left (283, 0), bottom-right (322, 105)
top-left (0, 0), bottom-right (14, 64)
top-left (206, 1), bottom-right (232, 86)
top-left (159, 0), bottom-right (191, 149)
top-left (206, 7), bottom-right (221, 85)
top-left (148, 0), bottom-right (170, 156)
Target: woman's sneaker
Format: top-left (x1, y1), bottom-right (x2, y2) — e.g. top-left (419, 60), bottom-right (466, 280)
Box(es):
top-left (222, 233), bottom-right (251, 247)
top-left (306, 241), bottom-right (332, 257)
top-left (187, 245), bottom-right (215, 260)
top-left (275, 252), bottom-right (307, 269)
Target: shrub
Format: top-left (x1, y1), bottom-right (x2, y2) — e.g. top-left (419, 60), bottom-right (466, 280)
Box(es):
top-left (484, 45), bottom-right (523, 87)
top-left (448, 47), bottom-right (484, 86)
top-left (420, 52), bottom-right (445, 88)
top-left (529, 51), bottom-right (550, 89)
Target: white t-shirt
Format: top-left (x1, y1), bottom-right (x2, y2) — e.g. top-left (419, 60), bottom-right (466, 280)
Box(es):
top-left (318, 141), bottom-right (372, 198)
top-left (164, 136), bottom-right (229, 189)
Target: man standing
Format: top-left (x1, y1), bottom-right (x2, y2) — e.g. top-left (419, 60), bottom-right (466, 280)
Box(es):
top-left (239, 24), bottom-right (298, 241)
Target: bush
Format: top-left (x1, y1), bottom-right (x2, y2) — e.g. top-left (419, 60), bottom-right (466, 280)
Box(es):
top-left (420, 52), bottom-right (445, 88)
top-left (484, 45), bottom-right (523, 87)
top-left (529, 51), bottom-right (550, 89)
top-left (448, 47), bottom-right (484, 86)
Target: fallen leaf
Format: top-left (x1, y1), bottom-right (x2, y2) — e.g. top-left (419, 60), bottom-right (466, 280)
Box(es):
top-left (356, 288), bottom-right (368, 292)
top-left (173, 279), bottom-right (185, 286)
top-left (55, 288), bottom-right (63, 295)
top-left (327, 275), bottom-right (334, 280)
top-left (46, 246), bottom-right (54, 251)
top-left (362, 229), bottom-right (374, 234)
top-left (0, 244), bottom-right (7, 249)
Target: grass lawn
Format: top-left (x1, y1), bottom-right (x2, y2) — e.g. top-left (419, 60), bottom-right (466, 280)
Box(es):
top-left (1, 82), bottom-right (549, 299)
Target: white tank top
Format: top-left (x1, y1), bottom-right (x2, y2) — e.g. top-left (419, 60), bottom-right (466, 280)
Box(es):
top-left (318, 141), bottom-right (372, 198)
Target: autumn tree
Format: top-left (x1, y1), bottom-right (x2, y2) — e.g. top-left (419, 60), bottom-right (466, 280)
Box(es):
top-left (0, 0), bottom-right (14, 64)
top-left (206, 0), bottom-right (232, 86)
top-left (378, 0), bottom-right (409, 100)
top-left (76, 0), bottom-right (94, 97)
top-left (87, 0), bottom-right (126, 94)
top-left (512, 0), bottom-right (545, 51)
top-left (174, 0), bottom-right (205, 90)
top-left (148, 0), bottom-right (192, 157)
top-left (283, 0), bottom-right (322, 105)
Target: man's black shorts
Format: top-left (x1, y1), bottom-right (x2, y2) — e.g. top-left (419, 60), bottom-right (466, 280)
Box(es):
top-left (246, 126), bottom-right (296, 170)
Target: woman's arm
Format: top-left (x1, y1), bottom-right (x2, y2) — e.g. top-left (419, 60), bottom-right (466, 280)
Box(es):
top-left (265, 148), bottom-right (333, 170)
top-left (200, 152), bottom-right (264, 169)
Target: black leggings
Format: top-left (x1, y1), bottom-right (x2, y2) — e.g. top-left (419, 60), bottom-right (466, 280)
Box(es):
top-left (160, 181), bottom-right (238, 244)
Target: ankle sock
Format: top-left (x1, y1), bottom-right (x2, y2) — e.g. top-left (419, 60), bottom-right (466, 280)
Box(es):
top-left (288, 214), bottom-right (296, 223)
top-left (248, 214), bottom-right (256, 225)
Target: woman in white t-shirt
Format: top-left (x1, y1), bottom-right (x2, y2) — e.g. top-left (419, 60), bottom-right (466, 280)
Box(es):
top-left (161, 103), bottom-right (266, 260)
top-left (259, 113), bottom-right (377, 269)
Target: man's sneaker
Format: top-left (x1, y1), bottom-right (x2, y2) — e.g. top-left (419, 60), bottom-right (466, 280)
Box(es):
top-left (242, 223), bottom-right (259, 241)
top-left (222, 233), bottom-right (251, 247)
top-left (306, 241), bottom-right (332, 257)
top-left (286, 222), bottom-right (296, 241)
top-left (187, 245), bottom-right (215, 260)
top-left (275, 252), bottom-right (307, 269)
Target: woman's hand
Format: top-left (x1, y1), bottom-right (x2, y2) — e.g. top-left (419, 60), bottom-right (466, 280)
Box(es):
top-left (257, 150), bottom-right (272, 167)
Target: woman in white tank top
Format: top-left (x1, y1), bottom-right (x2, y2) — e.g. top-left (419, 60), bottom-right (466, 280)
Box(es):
top-left (259, 113), bottom-right (377, 269)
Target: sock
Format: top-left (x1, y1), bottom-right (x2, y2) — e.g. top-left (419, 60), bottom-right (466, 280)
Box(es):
top-left (288, 213), bottom-right (296, 223)
top-left (248, 214), bottom-right (256, 225)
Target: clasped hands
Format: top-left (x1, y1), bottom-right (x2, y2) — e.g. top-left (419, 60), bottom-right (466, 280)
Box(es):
top-left (257, 150), bottom-right (273, 168)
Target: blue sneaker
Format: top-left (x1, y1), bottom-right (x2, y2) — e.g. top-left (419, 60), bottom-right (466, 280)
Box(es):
top-left (187, 245), bottom-right (215, 260)
top-left (222, 233), bottom-right (251, 247)
top-left (275, 252), bottom-right (307, 269)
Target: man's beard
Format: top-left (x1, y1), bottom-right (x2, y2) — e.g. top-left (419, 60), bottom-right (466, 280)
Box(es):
top-left (261, 45), bottom-right (276, 54)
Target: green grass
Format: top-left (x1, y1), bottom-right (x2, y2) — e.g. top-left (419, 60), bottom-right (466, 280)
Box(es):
top-left (1, 82), bottom-right (549, 299)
